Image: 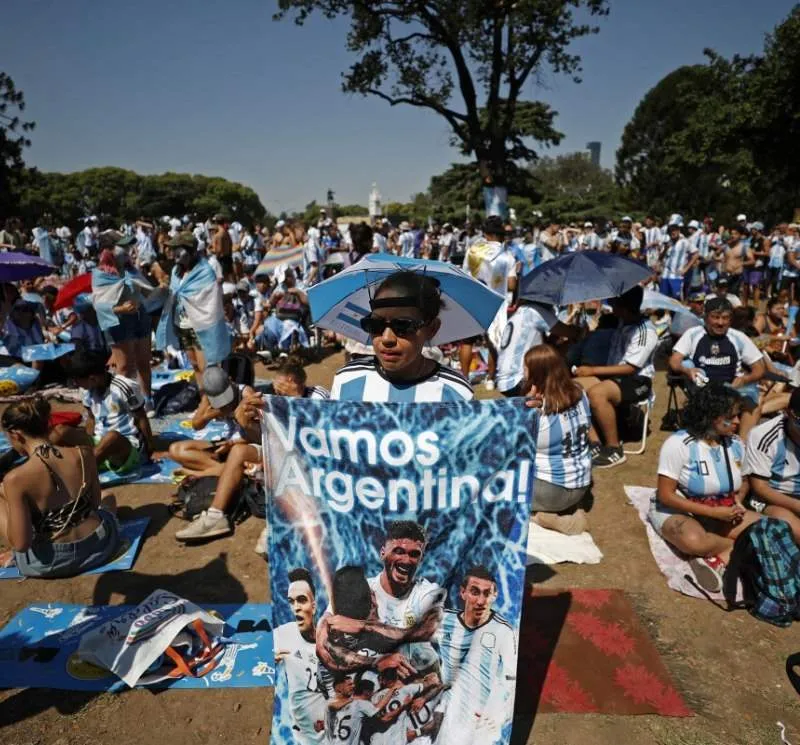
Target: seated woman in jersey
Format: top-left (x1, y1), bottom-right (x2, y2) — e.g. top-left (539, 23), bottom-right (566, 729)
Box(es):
top-left (255, 268), bottom-right (310, 356)
top-left (522, 344), bottom-right (592, 535)
top-left (0, 397), bottom-right (119, 577)
top-left (649, 383), bottom-right (763, 593)
top-left (165, 365), bottom-right (256, 478)
top-left (330, 271), bottom-right (473, 402)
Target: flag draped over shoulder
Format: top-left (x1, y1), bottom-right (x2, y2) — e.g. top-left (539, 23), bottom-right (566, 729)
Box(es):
top-left (91, 269), bottom-right (160, 332)
top-left (155, 259), bottom-right (230, 365)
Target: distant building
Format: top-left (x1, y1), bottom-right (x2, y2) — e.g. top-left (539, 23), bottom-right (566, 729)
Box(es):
top-left (586, 142), bottom-right (601, 168)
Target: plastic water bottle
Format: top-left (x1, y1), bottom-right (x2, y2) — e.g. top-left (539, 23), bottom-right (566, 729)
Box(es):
top-left (695, 371), bottom-right (709, 388)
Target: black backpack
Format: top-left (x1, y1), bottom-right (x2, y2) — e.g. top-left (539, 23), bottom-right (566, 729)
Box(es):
top-left (169, 475), bottom-right (262, 523)
top-left (153, 381), bottom-right (201, 417)
top-left (221, 353), bottom-right (255, 387)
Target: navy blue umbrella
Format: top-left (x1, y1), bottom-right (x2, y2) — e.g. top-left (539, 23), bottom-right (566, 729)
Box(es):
top-left (518, 251), bottom-right (652, 306)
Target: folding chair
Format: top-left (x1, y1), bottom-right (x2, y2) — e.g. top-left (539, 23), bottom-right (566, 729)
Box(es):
top-left (624, 391), bottom-right (655, 456)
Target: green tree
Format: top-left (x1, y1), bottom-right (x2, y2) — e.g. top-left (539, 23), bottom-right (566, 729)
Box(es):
top-left (275, 0), bottom-right (608, 211)
top-left (0, 73), bottom-right (35, 216)
top-left (15, 167), bottom-right (269, 227)
top-left (531, 152), bottom-right (629, 222)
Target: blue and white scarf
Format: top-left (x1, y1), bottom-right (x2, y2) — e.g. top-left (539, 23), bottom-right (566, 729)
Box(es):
top-left (155, 259), bottom-right (230, 365)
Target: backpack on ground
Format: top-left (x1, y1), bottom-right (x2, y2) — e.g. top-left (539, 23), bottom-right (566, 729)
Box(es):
top-left (221, 353), bottom-right (255, 387)
top-left (153, 381), bottom-right (201, 417)
top-left (168, 475), bottom-right (254, 524)
top-left (727, 518), bottom-right (800, 627)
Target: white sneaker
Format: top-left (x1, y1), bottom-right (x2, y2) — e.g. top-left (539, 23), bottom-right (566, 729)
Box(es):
top-left (254, 525), bottom-right (268, 557)
top-left (484, 379), bottom-right (496, 391)
top-left (175, 511), bottom-right (232, 542)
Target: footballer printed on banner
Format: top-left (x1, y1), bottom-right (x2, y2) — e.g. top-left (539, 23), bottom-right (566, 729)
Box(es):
top-left (262, 396), bottom-right (537, 745)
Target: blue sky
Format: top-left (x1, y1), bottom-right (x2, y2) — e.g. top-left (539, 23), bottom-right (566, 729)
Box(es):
top-left (4, 0), bottom-right (794, 213)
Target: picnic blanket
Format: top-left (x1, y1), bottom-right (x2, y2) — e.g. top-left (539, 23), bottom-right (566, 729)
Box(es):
top-left (0, 602), bottom-right (274, 691)
top-left (625, 485), bottom-right (743, 601)
top-left (0, 517), bottom-right (150, 580)
top-left (98, 459), bottom-right (181, 487)
top-left (517, 588), bottom-right (693, 715)
top-left (526, 522), bottom-right (604, 565)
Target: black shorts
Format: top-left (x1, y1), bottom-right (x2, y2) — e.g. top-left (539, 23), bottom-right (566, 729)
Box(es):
top-left (176, 325), bottom-right (201, 351)
top-left (500, 384), bottom-right (522, 397)
top-left (612, 375), bottom-right (652, 405)
top-left (781, 276), bottom-right (799, 294)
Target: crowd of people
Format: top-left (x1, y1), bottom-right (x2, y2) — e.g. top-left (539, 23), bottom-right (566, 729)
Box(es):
top-left (0, 205), bottom-right (799, 711)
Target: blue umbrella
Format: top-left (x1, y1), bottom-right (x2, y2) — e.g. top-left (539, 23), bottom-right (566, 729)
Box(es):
top-left (307, 253), bottom-right (504, 345)
top-left (0, 252), bottom-right (56, 282)
top-left (518, 251), bottom-right (652, 306)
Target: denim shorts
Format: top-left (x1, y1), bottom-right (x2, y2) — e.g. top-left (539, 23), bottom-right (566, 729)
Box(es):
top-left (108, 307), bottom-right (151, 343)
top-left (647, 493), bottom-right (722, 537)
top-left (14, 509), bottom-right (120, 579)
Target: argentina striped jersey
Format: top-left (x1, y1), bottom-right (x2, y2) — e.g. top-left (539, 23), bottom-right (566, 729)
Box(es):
top-left (743, 415), bottom-right (800, 497)
top-left (434, 609), bottom-right (517, 742)
top-left (533, 394), bottom-right (593, 490)
top-left (658, 430), bottom-right (744, 500)
top-left (329, 358), bottom-right (473, 403)
top-left (662, 238), bottom-right (696, 279)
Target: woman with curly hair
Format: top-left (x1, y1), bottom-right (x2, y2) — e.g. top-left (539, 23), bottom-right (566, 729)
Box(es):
top-left (649, 382), bottom-right (763, 592)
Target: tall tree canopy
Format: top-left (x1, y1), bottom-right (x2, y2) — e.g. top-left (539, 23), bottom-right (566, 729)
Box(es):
top-left (0, 73), bottom-right (35, 216)
top-left (616, 5), bottom-right (800, 223)
top-left (16, 167), bottom-right (270, 227)
top-left (275, 0), bottom-right (609, 207)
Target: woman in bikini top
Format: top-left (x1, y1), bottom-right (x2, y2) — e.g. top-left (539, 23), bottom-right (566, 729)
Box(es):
top-left (0, 397), bottom-right (116, 573)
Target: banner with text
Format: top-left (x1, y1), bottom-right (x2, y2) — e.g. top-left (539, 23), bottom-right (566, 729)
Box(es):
top-left (263, 396), bottom-right (536, 745)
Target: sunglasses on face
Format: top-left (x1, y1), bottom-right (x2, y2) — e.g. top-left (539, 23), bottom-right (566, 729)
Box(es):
top-left (359, 315), bottom-right (428, 337)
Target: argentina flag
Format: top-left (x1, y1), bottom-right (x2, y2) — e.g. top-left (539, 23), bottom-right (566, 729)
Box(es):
top-left (155, 259), bottom-right (231, 365)
top-left (92, 269), bottom-right (160, 332)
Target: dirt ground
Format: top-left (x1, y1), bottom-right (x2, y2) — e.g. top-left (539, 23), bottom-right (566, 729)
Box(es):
top-left (1, 354), bottom-right (799, 745)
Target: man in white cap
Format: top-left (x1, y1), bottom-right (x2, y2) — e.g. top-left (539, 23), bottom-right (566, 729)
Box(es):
top-left (579, 221), bottom-right (601, 251)
top-left (398, 221), bottom-right (415, 258)
top-left (659, 221), bottom-right (697, 299)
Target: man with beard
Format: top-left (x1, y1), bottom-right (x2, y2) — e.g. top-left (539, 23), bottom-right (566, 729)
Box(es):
top-left (434, 566), bottom-right (517, 745)
top-left (317, 523), bottom-right (444, 679)
top-left (273, 568), bottom-right (326, 745)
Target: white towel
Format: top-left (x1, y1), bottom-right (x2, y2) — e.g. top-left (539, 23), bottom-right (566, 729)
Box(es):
top-left (526, 522), bottom-right (603, 565)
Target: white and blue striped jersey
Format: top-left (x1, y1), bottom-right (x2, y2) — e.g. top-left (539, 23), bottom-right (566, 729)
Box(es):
top-left (607, 318), bottom-right (659, 379)
top-left (330, 358), bottom-right (473, 403)
top-left (658, 430), bottom-right (744, 500)
top-left (580, 232), bottom-right (602, 251)
top-left (769, 237), bottom-right (786, 269)
top-left (495, 305), bottom-right (551, 393)
top-left (743, 416), bottom-right (800, 498)
top-left (534, 394), bottom-right (593, 490)
top-left (783, 243), bottom-right (799, 278)
top-left (273, 621), bottom-right (326, 745)
top-left (662, 238), bottom-right (696, 279)
top-left (434, 610), bottom-right (517, 744)
top-left (82, 374), bottom-right (145, 445)
top-left (371, 682), bottom-right (423, 745)
top-left (367, 574), bottom-right (445, 633)
top-left (399, 231), bottom-right (416, 258)
top-left (327, 698), bottom-right (378, 745)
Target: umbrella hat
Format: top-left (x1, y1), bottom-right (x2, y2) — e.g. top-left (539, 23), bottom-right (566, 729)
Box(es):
top-left (308, 253), bottom-right (504, 346)
top-left (519, 251), bottom-right (652, 306)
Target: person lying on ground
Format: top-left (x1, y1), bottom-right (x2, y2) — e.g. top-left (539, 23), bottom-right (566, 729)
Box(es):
top-left (649, 383), bottom-right (763, 593)
top-left (573, 285), bottom-right (659, 469)
top-left (55, 349), bottom-right (153, 475)
top-left (0, 397), bottom-right (119, 577)
top-left (165, 365), bottom-right (255, 478)
top-left (742, 388), bottom-right (800, 544)
top-left (174, 361), bottom-right (327, 545)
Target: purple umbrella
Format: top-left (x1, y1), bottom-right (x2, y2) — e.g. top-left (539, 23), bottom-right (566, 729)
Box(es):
top-left (0, 252), bottom-right (56, 282)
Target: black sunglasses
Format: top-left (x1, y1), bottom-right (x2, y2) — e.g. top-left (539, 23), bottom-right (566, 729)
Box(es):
top-left (359, 315), bottom-right (428, 337)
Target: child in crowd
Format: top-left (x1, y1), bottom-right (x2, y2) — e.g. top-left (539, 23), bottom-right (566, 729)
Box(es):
top-left (58, 349), bottom-right (153, 475)
top-left (165, 365), bottom-right (256, 478)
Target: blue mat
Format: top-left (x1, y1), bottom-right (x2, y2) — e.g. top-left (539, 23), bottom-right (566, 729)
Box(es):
top-left (155, 418), bottom-right (233, 443)
top-left (98, 459), bottom-right (181, 487)
top-left (0, 517), bottom-right (150, 580)
top-left (0, 602), bottom-right (274, 690)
